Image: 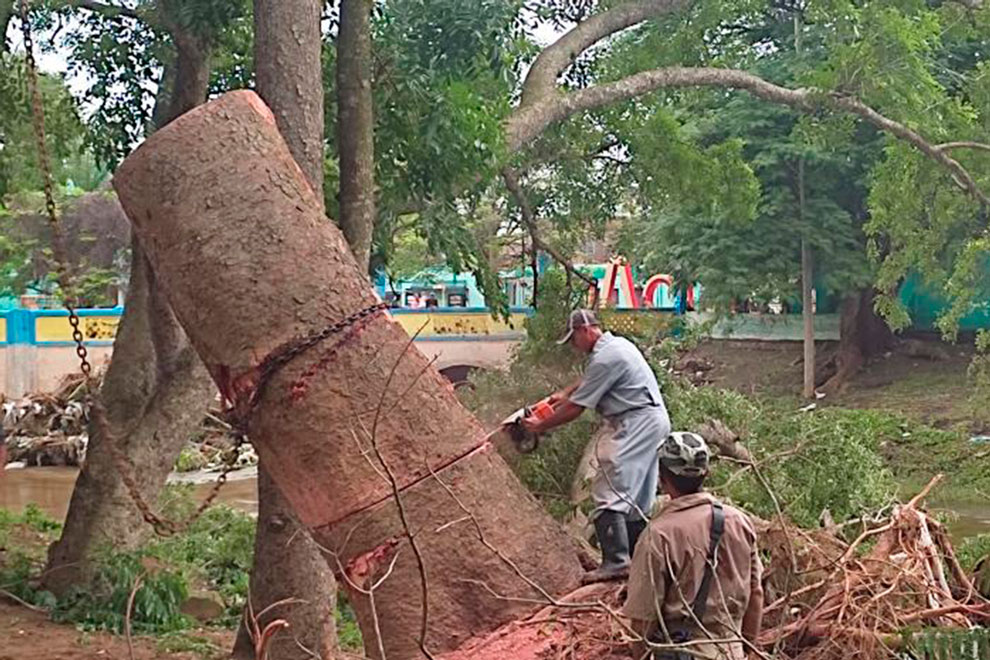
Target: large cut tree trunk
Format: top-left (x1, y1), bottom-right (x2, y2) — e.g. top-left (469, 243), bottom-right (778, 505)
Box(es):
top-left (43, 36), bottom-right (215, 594)
top-left (113, 91), bottom-right (583, 660)
top-left (819, 288), bottom-right (893, 394)
top-left (232, 2), bottom-right (340, 658)
top-left (335, 0), bottom-right (376, 273)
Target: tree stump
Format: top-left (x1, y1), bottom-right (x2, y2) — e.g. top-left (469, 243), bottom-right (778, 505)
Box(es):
top-left (112, 90), bottom-right (583, 659)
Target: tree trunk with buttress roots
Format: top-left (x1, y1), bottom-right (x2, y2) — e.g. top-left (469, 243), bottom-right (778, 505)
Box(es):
top-left (43, 36), bottom-right (215, 595)
top-left (818, 288), bottom-right (893, 394)
top-left (113, 90), bottom-right (583, 660)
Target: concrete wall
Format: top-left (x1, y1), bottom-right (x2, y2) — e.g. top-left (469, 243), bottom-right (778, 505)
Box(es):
top-left (1, 308), bottom-right (117, 398)
top-left (696, 312), bottom-right (841, 341)
top-left (0, 307), bottom-right (527, 398)
top-left (1, 306), bottom-right (840, 398)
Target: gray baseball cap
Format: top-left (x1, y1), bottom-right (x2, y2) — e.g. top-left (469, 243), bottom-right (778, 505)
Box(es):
top-left (557, 309), bottom-right (599, 344)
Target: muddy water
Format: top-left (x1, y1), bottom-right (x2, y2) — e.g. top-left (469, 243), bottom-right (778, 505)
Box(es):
top-left (1, 467), bottom-right (988, 542)
top-left (0, 466), bottom-right (259, 520)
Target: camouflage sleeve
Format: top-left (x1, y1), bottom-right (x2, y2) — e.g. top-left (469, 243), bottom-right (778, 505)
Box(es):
top-left (622, 529), bottom-right (667, 623)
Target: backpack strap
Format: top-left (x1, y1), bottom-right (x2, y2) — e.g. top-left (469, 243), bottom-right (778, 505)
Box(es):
top-left (689, 500), bottom-right (725, 624)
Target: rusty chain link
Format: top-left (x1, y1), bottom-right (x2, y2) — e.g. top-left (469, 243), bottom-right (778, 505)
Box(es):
top-left (17, 0), bottom-right (244, 536)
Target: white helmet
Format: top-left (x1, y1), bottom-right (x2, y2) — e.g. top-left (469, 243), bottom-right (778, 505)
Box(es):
top-left (659, 432), bottom-right (710, 476)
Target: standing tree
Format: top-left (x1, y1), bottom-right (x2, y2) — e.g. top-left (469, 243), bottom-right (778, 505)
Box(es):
top-left (232, 1), bottom-right (340, 659)
top-left (41, 0), bottom-right (246, 593)
top-left (502, 0), bottom-right (987, 391)
top-left (336, 0), bottom-right (376, 273)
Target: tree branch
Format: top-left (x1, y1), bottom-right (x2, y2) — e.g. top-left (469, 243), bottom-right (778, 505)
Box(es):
top-left (507, 66), bottom-right (990, 205)
top-left (520, 0), bottom-right (692, 108)
top-left (936, 141), bottom-right (990, 153)
top-left (67, 0), bottom-right (141, 20)
top-left (501, 167), bottom-right (596, 290)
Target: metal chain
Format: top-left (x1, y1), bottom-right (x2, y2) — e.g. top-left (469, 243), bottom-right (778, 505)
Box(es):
top-left (18, 0), bottom-right (242, 536)
top-left (227, 301), bottom-right (391, 428)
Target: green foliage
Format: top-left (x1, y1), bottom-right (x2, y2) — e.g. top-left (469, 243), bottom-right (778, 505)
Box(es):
top-left (666, 384), bottom-right (897, 526)
top-left (969, 330), bottom-right (990, 416)
top-left (173, 446), bottom-right (208, 473)
top-left (335, 594), bottom-right (364, 653)
top-left (155, 631), bottom-right (223, 659)
top-left (55, 0), bottom-right (251, 169)
top-left (908, 627), bottom-right (990, 660)
top-left (150, 503), bottom-right (255, 625)
top-left (0, 503), bottom-right (61, 548)
top-left (51, 551), bottom-right (191, 633)
top-left (956, 533), bottom-right (990, 574)
top-left (0, 505), bottom-right (64, 608)
top-left (0, 54), bottom-right (88, 200)
top-left (616, 9), bottom-right (881, 313)
top-left (708, 403), bottom-right (897, 528)
top-left (0, 217), bottom-right (38, 298)
top-left (0, 497), bottom-right (253, 633)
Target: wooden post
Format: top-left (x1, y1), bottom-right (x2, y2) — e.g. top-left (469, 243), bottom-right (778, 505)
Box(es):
top-left (113, 91), bottom-right (582, 659)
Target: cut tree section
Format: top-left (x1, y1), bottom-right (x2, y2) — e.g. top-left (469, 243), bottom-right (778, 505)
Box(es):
top-left (112, 90), bottom-right (583, 659)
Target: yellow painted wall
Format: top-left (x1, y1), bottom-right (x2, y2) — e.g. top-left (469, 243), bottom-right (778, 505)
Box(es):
top-left (28, 311), bottom-right (524, 344)
top-left (389, 311), bottom-right (528, 337)
top-left (34, 315), bottom-right (121, 342)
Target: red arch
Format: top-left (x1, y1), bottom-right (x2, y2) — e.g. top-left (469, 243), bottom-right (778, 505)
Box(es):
top-left (642, 274), bottom-right (674, 307)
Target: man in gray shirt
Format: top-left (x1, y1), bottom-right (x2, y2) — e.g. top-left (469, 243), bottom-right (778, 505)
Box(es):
top-left (523, 309), bottom-right (671, 583)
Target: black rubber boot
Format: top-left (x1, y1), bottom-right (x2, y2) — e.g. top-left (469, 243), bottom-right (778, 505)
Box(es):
top-left (582, 510), bottom-right (631, 584)
top-left (626, 516), bottom-right (648, 554)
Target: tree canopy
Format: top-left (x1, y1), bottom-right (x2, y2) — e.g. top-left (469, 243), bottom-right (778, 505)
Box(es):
top-left (2, 0), bottom-right (988, 334)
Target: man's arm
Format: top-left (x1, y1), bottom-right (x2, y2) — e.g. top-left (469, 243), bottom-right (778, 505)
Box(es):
top-left (741, 546), bottom-right (764, 645)
top-left (521, 399), bottom-right (583, 434)
top-left (546, 381), bottom-right (580, 406)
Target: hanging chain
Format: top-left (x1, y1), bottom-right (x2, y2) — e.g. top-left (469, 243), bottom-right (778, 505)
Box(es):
top-left (18, 0), bottom-right (241, 536)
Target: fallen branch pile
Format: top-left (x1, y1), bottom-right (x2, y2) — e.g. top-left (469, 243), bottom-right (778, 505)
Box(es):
top-left (437, 476), bottom-right (987, 660)
top-left (1, 371), bottom-right (253, 470)
top-left (760, 475), bottom-right (990, 659)
top-left (1, 372), bottom-right (92, 466)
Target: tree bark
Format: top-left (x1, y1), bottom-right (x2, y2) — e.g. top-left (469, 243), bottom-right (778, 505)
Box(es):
top-left (233, 469), bottom-right (339, 660)
top-left (43, 29), bottom-right (214, 595)
top-left (819, 288), bottom-right (893, 394)
top-left (254, 0), bottom-right (325, 208)
top-left (113, 91), bottom-right (584, 660)
top-left (235, 3), bottom-right (340, 658)
top-left (0, 0), bottom-right (14, 55)
top-left (335, 0), bottom-right (376, 273)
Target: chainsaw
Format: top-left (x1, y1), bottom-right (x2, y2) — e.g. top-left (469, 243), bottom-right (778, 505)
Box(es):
top-left (498, 397), bottom-right (556, 454)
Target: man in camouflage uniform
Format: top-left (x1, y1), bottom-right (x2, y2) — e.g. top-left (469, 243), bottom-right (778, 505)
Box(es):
top-left (623, 432), bottom-right (764, 660)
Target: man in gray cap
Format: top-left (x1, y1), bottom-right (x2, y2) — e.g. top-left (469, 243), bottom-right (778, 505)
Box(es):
top-left (522, 308), bottom-right (670, 583)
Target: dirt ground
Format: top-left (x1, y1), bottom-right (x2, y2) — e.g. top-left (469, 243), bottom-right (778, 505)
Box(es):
top-left (0, 600), bottom-right (233, 660)
top-left (687, 338), bottom-right (984, 432)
